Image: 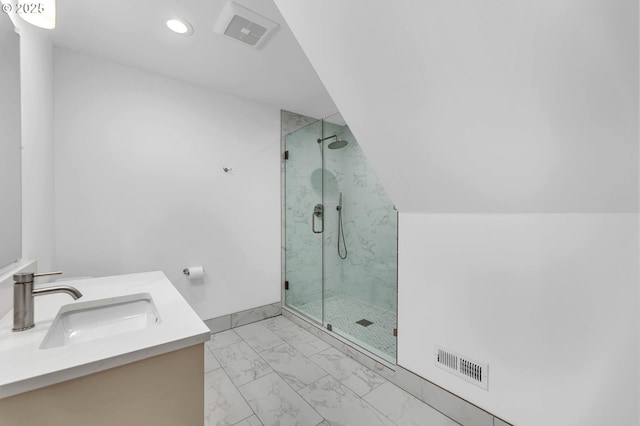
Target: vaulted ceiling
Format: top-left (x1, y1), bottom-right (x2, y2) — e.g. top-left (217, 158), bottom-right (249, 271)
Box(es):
top-left (273, 0), bottom-right (638, 213)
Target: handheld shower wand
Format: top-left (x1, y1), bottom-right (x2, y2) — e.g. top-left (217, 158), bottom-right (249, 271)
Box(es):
top-left (337, 192), bottom-right (348, 260)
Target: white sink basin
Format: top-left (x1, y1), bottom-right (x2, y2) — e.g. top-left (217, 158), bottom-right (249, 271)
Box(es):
top-left (40, 293), bottom-right (161, 349)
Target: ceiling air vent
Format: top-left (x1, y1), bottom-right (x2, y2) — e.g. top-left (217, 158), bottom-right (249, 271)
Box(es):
top-left (435, 345), bottom-right (488, 390)
top-left (213, 1), bottom-right (279, 48)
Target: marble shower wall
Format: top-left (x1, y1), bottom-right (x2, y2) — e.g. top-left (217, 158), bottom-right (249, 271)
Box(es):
top-left (282, 111), bottom-right (398, 314)
top-left (322, 123), bottom-right (397, 312)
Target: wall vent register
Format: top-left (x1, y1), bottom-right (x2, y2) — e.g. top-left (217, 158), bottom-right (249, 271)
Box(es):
top-left (213, 1), bottom-right (279, 48)
top-left (435, 345), bottom-right (488, 390)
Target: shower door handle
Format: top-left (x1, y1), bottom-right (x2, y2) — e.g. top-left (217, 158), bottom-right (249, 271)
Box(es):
top-left (312, 204), bottom-right (324, 234)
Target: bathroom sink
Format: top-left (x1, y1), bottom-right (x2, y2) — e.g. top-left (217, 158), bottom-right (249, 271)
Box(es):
top-left (40, 293), bottom-right (161, 349)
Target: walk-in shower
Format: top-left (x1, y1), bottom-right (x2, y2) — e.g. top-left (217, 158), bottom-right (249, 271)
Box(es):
top-left (283, 112), bottom-right (398, 363)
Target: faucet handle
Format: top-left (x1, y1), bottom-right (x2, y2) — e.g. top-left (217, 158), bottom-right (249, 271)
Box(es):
top-left (14, 271), bottom-right (63, 284)
top-left (34, 271), bottom-right (63, 278)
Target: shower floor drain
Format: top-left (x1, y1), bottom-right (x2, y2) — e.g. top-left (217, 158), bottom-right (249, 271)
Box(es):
top-left (356, 319), bottom-right (373, 327)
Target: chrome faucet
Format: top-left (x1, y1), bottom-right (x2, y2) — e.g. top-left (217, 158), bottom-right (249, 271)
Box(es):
top-left (12, 271), bottom-right (83, 331)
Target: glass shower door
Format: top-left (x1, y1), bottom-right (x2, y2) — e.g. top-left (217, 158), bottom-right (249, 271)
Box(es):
top-left (284, 120), bottom-right (324, 324)
top-left (321, 117), bottom-right (398, 364)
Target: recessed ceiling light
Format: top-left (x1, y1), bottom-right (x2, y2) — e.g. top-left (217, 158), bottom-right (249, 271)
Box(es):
top-left (166, 18), bottom-right (193, 36)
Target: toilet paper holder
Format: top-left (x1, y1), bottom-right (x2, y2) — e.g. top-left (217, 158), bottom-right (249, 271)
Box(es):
top-left (183, 266), bottom-right (204, 279)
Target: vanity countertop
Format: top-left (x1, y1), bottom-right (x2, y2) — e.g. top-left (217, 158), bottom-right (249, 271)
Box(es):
top-left (0, 271), bottom-right (210, 398)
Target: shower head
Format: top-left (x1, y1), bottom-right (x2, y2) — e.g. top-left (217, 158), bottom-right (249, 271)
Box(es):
top-left (328, 139), bottom-right (348, 149)
top-left (317, 135), bottom-right (348, 150)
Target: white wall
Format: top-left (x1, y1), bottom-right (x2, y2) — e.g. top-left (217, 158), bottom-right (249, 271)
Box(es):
top-left (53, 49), bottom-right (281, 320)
top-left (399, 213), bottom-right (638, 425)
top-left (274, 1), bottom-right (639, 424)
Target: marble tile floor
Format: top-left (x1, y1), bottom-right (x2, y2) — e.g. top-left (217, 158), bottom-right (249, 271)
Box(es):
top-left (204, 315), bottom-right (459, 426)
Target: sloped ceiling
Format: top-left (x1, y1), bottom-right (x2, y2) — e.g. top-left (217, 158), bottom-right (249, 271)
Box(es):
top-left (273, 0), bottom-right (638, 213)
top-left (49, 0), bottom-right (337, 119)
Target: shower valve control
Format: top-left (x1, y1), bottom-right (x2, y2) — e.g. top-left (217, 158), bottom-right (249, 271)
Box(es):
top-left (312, 204), bottom-right (324, 234)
